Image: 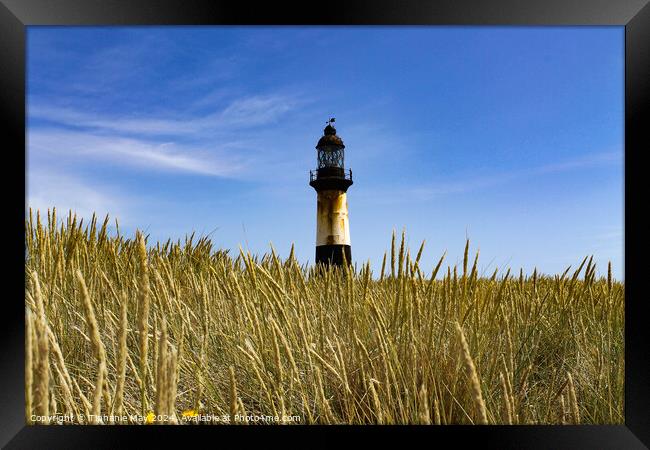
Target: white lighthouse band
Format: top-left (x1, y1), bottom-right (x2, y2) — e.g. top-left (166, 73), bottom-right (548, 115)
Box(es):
top-left (316, 190), bottom-right (351, 246)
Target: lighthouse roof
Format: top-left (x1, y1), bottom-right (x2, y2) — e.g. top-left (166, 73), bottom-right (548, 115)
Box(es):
top-left (317, 124), bottom-right (344, 148)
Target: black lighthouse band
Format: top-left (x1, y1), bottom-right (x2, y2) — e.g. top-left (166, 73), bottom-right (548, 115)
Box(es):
top-left (315, 245), bottom-right (352, 266)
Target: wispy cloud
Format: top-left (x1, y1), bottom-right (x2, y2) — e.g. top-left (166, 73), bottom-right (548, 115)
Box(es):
top-left (535, 151), bottom-right (622, 174)
top-left (29, 105), bottom-right (198, 136)
top-left (27, 169), bottom-right (130, 223)
top-left (26, 87), bottom-right (311, 182)
top-left (359, 150), bottom-right (622, 204)
top-left (29, 93), bottom-right (304, 137)
top-left (28, 128), bottom-right (244, 177)
top-left (407, 174), bottom-right (517, 199)
top-left (26, 32), bottom-right (313, 225)
top-left (219, 95), bottom-right (299, 127)
top-left (585, 227), bottom-right (624, 246)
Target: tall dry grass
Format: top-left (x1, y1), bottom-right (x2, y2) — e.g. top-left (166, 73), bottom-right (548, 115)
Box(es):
top-left (24, 209), bottom-right (624, 424)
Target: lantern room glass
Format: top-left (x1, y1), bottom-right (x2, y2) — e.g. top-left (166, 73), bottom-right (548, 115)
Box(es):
top-left (317, 145), bottom-right (345, 169)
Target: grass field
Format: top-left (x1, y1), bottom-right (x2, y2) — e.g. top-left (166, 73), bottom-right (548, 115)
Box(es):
top-left (24, 208), bottom-right (624, 425)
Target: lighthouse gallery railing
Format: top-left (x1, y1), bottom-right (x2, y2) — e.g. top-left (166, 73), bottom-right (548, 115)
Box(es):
top-left (309, 168), bottom-right (353, 183)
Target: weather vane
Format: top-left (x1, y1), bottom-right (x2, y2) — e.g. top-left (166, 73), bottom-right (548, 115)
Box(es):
top-left (326, 117), bottom-right (336, 126)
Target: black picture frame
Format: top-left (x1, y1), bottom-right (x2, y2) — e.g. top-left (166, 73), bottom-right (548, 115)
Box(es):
top-left (2, 0), bottom-right (648, 448)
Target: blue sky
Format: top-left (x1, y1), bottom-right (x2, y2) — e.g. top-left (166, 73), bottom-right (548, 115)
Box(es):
top-left (26, 26), bottom-right (624, 278)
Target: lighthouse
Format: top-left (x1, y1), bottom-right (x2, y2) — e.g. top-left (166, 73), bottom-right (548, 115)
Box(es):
top-left (309, 118), bottom-right (353, 266)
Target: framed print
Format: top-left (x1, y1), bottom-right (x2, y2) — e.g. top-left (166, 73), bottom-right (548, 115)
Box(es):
top-left (1, 0), bottom-right (648, 447)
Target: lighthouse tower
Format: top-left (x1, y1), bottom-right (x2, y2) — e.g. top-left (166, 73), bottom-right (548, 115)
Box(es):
top-left (309, 119), bottom-right (353, 266)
